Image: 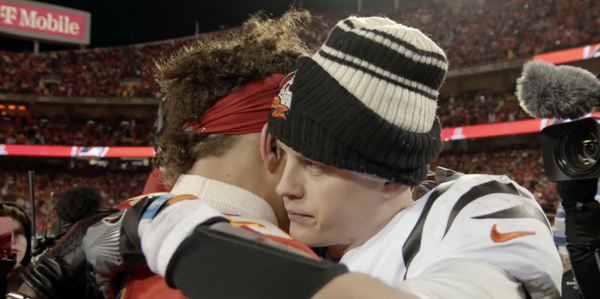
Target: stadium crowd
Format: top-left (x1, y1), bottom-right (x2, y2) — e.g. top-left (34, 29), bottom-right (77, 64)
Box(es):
top-left (437, 90), bottom-right (530, 127)
top-left (0, 116), bottom-right (154, 146)
top-left (0, 148), bottom-right (558, 232)
top-left (0, 167), bottom-right (148, 232)
top-left (1, 0), bottom-right (599, 99)
top-left (303, 0), bottom-right (600, 68)
top-left (0, 89), bottom-right (530, 147)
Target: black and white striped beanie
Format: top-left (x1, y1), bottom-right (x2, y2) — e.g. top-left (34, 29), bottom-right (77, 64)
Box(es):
top-left (268, 17), bottom-right (448, 186)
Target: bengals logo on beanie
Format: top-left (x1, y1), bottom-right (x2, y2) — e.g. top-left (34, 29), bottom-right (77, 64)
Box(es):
top-left (270, 71), bottom-right (296, 120)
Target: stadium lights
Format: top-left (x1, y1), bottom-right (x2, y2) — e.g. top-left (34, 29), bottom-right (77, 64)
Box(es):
top-left (0, 104), bottom-right (27, 110)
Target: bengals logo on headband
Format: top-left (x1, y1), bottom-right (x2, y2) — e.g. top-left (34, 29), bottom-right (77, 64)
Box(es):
top-left (271, 71), bottom-right (296, 121)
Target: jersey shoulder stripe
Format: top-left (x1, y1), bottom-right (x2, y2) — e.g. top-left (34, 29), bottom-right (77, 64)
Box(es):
top-left (401, 180), bottom-right (454, 279)
top-left (442, 178), bottom-right (545, 238)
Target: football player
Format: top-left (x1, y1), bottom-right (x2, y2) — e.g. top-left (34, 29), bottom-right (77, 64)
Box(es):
top-left (10, 10), bottom-right (316, 299)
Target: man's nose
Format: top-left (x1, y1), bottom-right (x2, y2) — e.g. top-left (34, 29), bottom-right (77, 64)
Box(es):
top-left (276, 164), bottom-right (304, 200)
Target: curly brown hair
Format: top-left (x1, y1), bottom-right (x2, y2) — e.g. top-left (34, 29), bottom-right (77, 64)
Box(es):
top-left (155, 9), bottom-right (313, 185)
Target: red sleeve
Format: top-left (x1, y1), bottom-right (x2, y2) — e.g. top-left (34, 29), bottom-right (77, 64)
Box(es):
top-left (142, 167), bottom-right (171, 195)
top-left (122, 267), bottom-right (187, 299)
top-left (113, 198), bottom-right (139, 210)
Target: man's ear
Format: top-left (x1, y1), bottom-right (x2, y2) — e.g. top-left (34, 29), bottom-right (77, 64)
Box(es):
top-left (260, 123), bottom-right (281, 172)
top-left (382, 182), bottom-right (409, 200)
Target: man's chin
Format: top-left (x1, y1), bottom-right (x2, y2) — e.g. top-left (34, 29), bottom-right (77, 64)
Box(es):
top-left (289, 225), bottom-right (327, 248)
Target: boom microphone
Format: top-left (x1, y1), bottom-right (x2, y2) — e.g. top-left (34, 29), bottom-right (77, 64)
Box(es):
top-left (516, 60), bottom-right (600, 119)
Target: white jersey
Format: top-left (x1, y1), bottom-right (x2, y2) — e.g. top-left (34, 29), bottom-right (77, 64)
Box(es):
top-left (340, 174), bottom-right (562, 299)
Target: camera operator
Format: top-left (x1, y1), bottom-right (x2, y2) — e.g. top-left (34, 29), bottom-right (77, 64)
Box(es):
top-left (516, 60), bottom-right (600, 299)
top-left (555, 179), bottom-right (600, 299)
top-left (553, 202), bottom-right (584, 299)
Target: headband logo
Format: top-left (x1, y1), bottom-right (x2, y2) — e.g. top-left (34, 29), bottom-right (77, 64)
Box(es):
top-left (271, 71), bottom-right (296, 120)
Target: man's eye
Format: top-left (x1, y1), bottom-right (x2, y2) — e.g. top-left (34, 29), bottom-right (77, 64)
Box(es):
top-left (304, 160), bottom-right (324, 173)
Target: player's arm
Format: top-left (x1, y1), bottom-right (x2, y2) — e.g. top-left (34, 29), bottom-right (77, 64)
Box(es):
top-left (141, 200), bottom-right (425, 299)
top-left (139, 180), bottom-right (561, 299)
top-left (164, 228), bottom-right (520, 299)
top-left (141, 197), bottom-right (522, 299)
top-left (147, 203), bottom-right (416, 299)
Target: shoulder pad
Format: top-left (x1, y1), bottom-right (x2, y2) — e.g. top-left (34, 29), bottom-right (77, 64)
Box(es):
top-left (433, 166), bottom-right (465, 183)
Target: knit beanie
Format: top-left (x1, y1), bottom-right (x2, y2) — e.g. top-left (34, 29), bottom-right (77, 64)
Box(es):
top-left (268, 17), bottom-right (448, 186)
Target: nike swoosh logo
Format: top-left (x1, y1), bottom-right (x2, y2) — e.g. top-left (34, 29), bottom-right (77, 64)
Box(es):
top-left (490, 223), bottom-right (536, 243)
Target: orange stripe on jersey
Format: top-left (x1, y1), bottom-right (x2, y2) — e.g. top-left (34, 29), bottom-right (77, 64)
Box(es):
top-left (165, 194), bottom-right (198, 205)
top-left (113, 192), bottom-right (168, 210)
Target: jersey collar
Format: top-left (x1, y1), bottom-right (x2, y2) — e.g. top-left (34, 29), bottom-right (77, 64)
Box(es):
top-left (170, 174), bottom-right (278, 225)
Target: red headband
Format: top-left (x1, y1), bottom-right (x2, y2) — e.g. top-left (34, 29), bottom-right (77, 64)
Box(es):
top-left (182, 74), bottom-right (285, 135)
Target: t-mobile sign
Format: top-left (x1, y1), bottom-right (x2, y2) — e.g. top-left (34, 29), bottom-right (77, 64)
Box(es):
top-left (0, 0), bottom-right (90, 45)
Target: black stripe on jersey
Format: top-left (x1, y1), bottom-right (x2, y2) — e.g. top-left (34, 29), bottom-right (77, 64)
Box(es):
top-left (471, 204), bottom-right (551, 231)
top-left (402, 181), bottom-right (454, 279)
top-left (442, 180), bottom-right (522, 238)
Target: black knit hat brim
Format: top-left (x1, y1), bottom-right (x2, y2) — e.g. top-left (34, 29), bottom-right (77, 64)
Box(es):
top-left (268, 57), bottom-right (442, 186)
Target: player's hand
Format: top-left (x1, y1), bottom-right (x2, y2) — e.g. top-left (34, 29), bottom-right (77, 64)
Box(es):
top-left (84, 193), bottom-right (198, 299)
top-left (20, 210), bottom-right (116, 299)
top-left (83, 194), bottom-right (160, 299)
